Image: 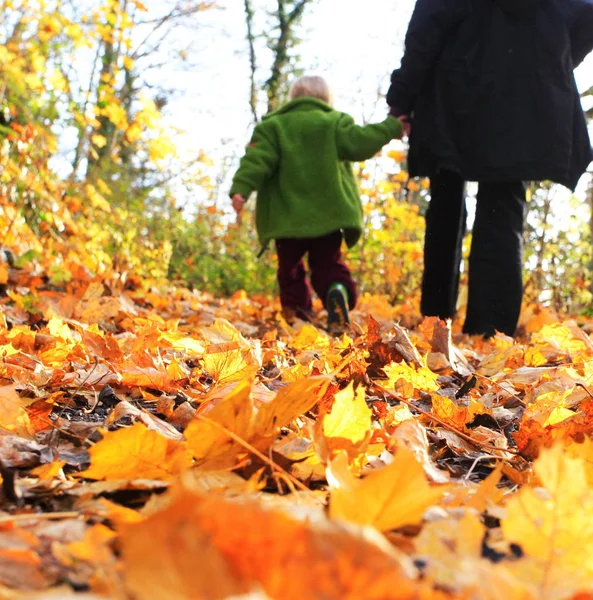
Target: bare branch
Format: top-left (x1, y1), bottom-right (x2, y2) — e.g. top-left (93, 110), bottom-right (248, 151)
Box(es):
top-left (244, 0), bottom-right (259, 123)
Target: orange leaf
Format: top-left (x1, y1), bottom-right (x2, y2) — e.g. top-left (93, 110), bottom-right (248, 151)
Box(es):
top-left (79, 423), bottom-right (192, 481)
top-left (121, 487), bottom-right (421, 600)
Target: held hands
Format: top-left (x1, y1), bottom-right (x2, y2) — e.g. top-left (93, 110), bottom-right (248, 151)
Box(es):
top-left (397, 114), bottom-right (411, 138)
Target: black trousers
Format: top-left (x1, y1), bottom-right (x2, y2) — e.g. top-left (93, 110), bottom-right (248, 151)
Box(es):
top-left (420, 171), bottom-right (527, 337)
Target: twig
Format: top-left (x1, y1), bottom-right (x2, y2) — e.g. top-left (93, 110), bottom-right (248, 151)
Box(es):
top-left (193, 414), bottom-right (312, 494)
top-left (0, 511), bottom-right (79, 524)
top-left (372, 382), bottom-right (520, 456)
top-left (576, 382), bottom-right (593, 399)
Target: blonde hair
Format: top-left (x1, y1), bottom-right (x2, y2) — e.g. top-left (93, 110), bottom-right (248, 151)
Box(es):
top-left (289, 76), bottom-right (333, 106)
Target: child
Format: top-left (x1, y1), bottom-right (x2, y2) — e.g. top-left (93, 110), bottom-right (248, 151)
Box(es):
top-left (230, 75), bottom-right (403, 333)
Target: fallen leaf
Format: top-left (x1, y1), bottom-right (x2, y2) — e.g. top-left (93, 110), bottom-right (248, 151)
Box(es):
top-left (121, 486), bottom-right (421, 600)
top-left (327, 449), bottom-right (449, 531)
top-left (503, 444), bottom-right (593, 599)
top-left (79, 423), bottom-right (192, 481)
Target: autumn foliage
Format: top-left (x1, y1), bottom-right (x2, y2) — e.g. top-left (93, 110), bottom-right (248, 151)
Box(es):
top-left (0, 246), bottom-right (592, 599)
top-left (2, 1), bottom-right (593, 598)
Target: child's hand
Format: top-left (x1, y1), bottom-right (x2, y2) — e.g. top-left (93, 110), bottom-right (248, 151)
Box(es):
top-left (232, 194), bottom-right (246, 216)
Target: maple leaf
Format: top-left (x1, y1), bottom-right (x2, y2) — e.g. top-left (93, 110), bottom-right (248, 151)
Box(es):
top-left (121, 486), bottom-right (421, 600)
top-left (79, 423), bottom-right (192, 481)
top-left (319, 382), bottom-right (372, 460)
top-left (0, 385), bottom-right (33, 437)
top-left (327, 449), bottom-right (449, 532)
top-left (415, 512), bottom-right (532, 599)
top-left (186, 377), bottom-right (329, 469)
top-left (384, 361), bottom-right (440, 394)
top-left (503, 444), bottom-right (593, 599)
top-left (430, 392), bottom-right (488, 430)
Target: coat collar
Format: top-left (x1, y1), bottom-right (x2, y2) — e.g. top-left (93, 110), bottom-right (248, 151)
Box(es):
top-left (263, 97), bottom-right (333, 119)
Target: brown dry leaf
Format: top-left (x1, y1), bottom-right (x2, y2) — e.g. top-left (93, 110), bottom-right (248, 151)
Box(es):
top-left (389, 419), bottom-right (449, 483)
top-left (79, 422), bottom-right (192, 481)
top-left (327, 449), bottom-right (449, 532)
top-left (121, 486), bottom-right (421, 600)
top-left (0, 547), bottom-right (47, 591)
top-left (0, 432), bottom-right (46, 468)
top-left (104, 400), bottom-right (183, 440)
top-left (503, 444), bottom-right (593, 599)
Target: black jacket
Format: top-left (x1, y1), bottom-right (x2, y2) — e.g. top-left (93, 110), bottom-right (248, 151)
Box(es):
top-left (387, 0), bottom-right (593, 190)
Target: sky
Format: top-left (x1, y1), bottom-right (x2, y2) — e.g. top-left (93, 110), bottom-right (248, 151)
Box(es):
top-left (168, 0), bottom-right (592, 147)
top-left (160, 0), bottom-right (593, 203)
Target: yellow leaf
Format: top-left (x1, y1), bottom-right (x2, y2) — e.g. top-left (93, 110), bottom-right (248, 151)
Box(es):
top-left (148, 135), bottom-right (175, 162)
top-left (415, 513), bottom-right (530, 599)
top-left (102, 102), bottom-right (128, 130)
top-left (125, 121), bottom-right (142, 143)
top-left (327, 450), bottom-right (448, 531)
top-left (131, 0), bottom-right (148, 11)
top-left (415, 512), bottom-right (484, 588)
top-left (31, 460), bottom-right (66, 481)
top-left (47, 69), bottom-right (68, 92)
top-left (91, 134), bottom-right (107, 148)
top-left (202, 344), bottom-right (259, 384)
top-left (80, 423), bottom-right (192, 481)
top-left (253, 376), bottom-right (330, 447)
top-left (86, 184), bottom-right (112, 212)
top-left (322, 382), bottom-right (372, 457)
top-left (291, 323), bottom-right (330, 351)
top-left (503, 444), bottom-right (593, 599)
top-left (123, 55), bottom-right (134, 70)
top-left (47, 316), bottom-right (74, 340)
top-left (384, 361), bottom-right (439, 393)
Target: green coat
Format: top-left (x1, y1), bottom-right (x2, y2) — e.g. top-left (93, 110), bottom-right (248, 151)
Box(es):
top-left (230, 98), bottom-right (402, 248)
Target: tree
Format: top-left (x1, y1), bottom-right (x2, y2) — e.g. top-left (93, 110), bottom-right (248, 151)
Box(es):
top-left (243, 0), bottom-right (313, 121)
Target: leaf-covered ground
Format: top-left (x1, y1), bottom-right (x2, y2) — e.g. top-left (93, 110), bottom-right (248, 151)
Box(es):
top-left (1, 264), bottom-right (593, 599)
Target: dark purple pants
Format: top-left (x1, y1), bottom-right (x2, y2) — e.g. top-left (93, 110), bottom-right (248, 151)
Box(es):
top-left (275, 231), bottom-right (358, 313)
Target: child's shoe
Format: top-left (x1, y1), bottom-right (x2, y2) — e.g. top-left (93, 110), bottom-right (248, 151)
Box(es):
top-left (326, 283), bottom-right (350, 334)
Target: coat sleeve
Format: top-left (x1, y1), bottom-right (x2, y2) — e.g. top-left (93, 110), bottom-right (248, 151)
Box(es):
top-left (335, 114), bottom-right (403, 162)
top-left (229, 123), bottom-right (279, 199)
top-left (570, 0), bottom-right (593, 67)
top-left (386, 0), bottom-right (468, 116)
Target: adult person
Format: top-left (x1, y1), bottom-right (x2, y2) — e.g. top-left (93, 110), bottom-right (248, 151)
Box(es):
top-left (387, 0), bottom-right (593, 337)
